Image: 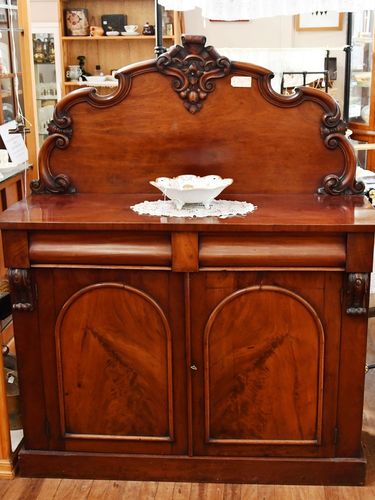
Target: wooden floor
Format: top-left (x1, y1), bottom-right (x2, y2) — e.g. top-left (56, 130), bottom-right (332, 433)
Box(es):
top-left (2, 479), bottom-right (375, 499)
top-left (2, 315), bottom-right (375, 499)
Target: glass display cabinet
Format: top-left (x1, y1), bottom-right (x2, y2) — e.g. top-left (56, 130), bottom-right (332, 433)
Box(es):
top-left (32, 23), bottom-right (61, 148)
top-left (0, 2), bottom-right (22, 124)
top-left (348, 10), bottom-right (375, 170)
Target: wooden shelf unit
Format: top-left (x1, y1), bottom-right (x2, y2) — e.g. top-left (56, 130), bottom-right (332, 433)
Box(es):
top-left (58, 0), bottom-right (182, 96)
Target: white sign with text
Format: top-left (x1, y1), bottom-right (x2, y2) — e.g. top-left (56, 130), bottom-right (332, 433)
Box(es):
top-left (0, 120), bottom-right (28, 165)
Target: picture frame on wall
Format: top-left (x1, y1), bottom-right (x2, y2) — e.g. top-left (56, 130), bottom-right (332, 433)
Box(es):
top-left (295, 12), bottom-right (344, 31)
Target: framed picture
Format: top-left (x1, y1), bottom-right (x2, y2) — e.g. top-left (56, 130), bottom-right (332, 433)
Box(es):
top-left (165, 23), bottom-right (173, 36)
top-left (295, 11), bottom-right (344, 31)
top-left (64, 8), bottom-right (89, 36)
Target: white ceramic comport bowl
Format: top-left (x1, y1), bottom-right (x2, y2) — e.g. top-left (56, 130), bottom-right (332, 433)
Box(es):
top-left (85, 76), bottom-right (107, 83)
top-left (150, 174), bottom-right (233, 210)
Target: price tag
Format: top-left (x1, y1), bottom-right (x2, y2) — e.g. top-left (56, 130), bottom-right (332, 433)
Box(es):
top-left (231, 76), bottom-right (252, 88)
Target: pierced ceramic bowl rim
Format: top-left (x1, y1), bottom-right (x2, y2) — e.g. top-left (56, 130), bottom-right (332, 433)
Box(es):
top-left (150, 174), bottom-right (233, 191)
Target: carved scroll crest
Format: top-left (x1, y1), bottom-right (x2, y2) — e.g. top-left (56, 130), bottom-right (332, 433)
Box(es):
top-left (345, 273), bottom-right (369, 315)
top-left (318, 108), bottom-right (365, 195)
top-left (8, 269), bottom-right (36, 312)
top-left (31, 134), bottom-right (76, 194)
top-left (156, 35), bottom-right (231, 114)
top-left (31, 74), bottom-right (133, 195)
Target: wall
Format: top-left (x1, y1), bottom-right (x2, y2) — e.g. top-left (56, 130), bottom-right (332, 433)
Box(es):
top-left (184, 9), bottom-right (294, 47)
top-left (30, 0), bottom-right (58, 23)
top-left (184, 8), bottom-right (347, 48)
top-left (184, 8), bottom-right (347, 106)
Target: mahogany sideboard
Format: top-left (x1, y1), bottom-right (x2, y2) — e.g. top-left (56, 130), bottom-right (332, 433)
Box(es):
top-left (1, 36), bottom-right (375, 485)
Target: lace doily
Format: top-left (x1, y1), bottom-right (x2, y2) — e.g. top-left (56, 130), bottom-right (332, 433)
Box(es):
top-left (131, 199), bottom-right (256, 218)
top-left (78, 80), bottom-right (118, 88)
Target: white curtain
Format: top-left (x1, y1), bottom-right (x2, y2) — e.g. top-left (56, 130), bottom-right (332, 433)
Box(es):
top-left (160, 1), bottom-right (375, 20)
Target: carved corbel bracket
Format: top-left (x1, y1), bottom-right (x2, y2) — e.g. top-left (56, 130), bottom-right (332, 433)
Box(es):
top-left (345, 273), bottom-right (369, 315)
top-left (156, 35), bottom-right (231, 114)
top-left (8, 269), bottom-right (36, 312)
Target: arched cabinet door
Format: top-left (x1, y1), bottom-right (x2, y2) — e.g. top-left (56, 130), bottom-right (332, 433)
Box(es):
top-left (36, 269), bottom-right (187, 455)
top-left (190, 271), bottom-right (342, 457)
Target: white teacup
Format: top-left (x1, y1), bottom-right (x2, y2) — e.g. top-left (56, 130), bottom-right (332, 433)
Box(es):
top-left (0, 149), bottom-right (8, 165)
top-left (125, 25), bottom-right (138, 33)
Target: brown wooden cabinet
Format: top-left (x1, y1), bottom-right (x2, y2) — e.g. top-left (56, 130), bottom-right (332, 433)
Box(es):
top-left (1, 36), bottom-right (375, 484)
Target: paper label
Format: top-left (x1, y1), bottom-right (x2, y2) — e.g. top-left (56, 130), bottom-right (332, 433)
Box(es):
top-left (231, 76), bottom-right (252, 88)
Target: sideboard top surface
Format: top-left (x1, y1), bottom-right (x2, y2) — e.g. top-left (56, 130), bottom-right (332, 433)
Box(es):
top-left (0, 193), bottom-right (374, 232)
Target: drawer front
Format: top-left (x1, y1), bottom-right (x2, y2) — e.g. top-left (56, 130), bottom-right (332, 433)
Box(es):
top-left (199, 233), bottom-right (346, 268)
top-left (29, 231), bottom-right (171, 267)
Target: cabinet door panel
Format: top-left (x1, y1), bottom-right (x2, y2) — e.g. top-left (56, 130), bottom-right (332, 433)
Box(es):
top-left (190, 271), bottom-right (341, 457)
top-left (205, 286), bottom-right (323, 443)
top-left (37, 269), bottom-right (187, 455)
top-left (56, 283), bottom-right (173, 439)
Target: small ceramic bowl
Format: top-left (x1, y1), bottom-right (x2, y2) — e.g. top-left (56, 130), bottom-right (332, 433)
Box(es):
top-left (150, 174), bottom-right (233, 210)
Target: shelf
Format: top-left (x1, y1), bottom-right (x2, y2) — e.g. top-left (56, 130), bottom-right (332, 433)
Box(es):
top-left (64, 81), bottom-right (83, 86)
top-left (0, 73), bottom-right (21, 79)
top-left (61, 35), bottom-right (175, 41)
top-left (0, 28), bottom-right (23, 33)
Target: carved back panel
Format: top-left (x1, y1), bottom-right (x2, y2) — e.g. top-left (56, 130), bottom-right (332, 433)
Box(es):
top-left (34, 36), bottom-right (361, 196)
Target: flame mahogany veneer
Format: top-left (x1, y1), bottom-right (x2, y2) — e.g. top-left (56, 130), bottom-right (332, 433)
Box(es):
top-left (1, 36), bottom-right (375, 484)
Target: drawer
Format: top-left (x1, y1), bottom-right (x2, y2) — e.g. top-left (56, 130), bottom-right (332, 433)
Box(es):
top-left (29, 231), bottom-right (171, 266)
top-left (199, 233), bottom-right (346, 268)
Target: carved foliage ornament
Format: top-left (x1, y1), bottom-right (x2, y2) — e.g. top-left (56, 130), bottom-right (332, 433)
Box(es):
top-left (47, 111), bottom-right (73, 139)
top-left (8, 269), bottom-right (36, 312)
top-left (156, 35), bottom-right (231, 114)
